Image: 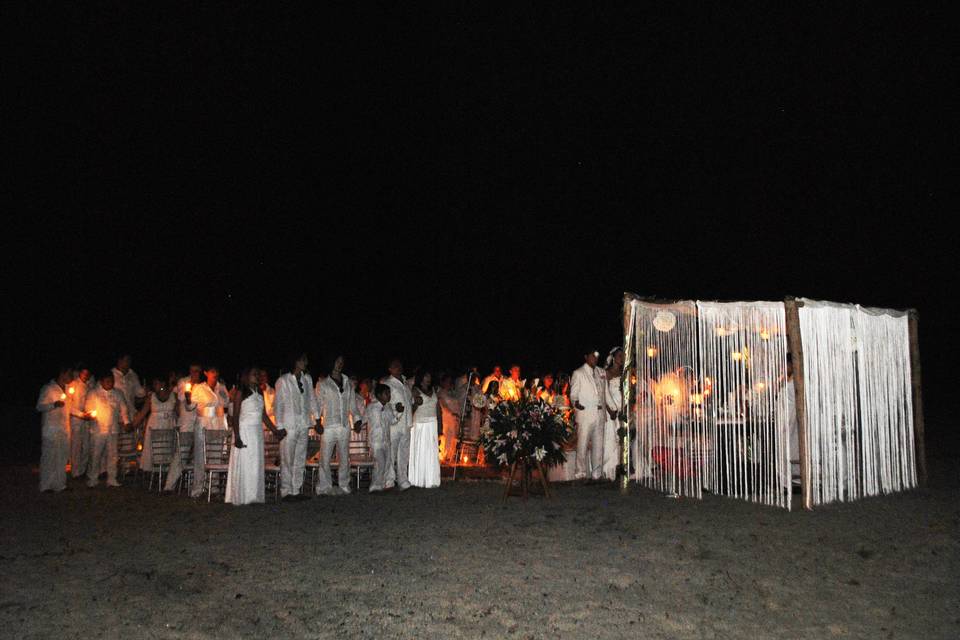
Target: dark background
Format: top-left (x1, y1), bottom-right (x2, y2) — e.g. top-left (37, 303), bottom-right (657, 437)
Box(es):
top-left (4, 4), bottom-right (953, 463)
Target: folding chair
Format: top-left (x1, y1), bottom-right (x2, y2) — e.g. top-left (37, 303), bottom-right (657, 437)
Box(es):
top-left (305, 434), bottom-right (323, 494)
top-left (176, 431), bottom-right (195, 495)
top-left (349, 425), bottom-right (374, 490)
top-left (145, 429), bottom-right (176, 492)
top-left (263, 429), bottom-right (282, 502)
top-left (203, 429), bottom-right (232, 502)
top-left (117, 430), bottom-right (140, 482)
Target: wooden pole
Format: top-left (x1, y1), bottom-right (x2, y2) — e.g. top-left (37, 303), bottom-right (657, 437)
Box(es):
top-left (619, 295), bottom-right (638, 494)
top-left (784, 298), bottom-right (813, 510)
top-left (907, 310), bottom-right (927, 487)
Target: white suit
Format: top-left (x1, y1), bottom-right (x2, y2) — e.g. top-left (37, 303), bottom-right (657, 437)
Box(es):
top-left (571, 363), bottom-right (605, 480)
top-left (364, 401), bottom-right (396, 492)
top-left (36, 381), bottom-right (70, 492)
top-left (67, 377), bottom-right (93, 478)
top-left (602, 375), bottom-right (622, 480)
top-left (84, 384), bottom-right (130, 487)
top-left (186, 380), bottom-right (229, 497)
top-left (274, 372), bottom-right (318, 497)
top-left (112, 367), bottom-right (145, 421)
top-left (315, 374), bottom-right (359, 494)
top-left (381, 375), bottom-right (412, 490)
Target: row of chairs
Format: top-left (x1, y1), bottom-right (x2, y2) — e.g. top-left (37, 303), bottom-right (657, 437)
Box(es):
top-left (131, 426), bottom-right (379, 501)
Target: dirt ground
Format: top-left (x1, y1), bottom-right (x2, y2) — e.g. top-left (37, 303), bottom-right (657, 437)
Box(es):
top-left (1, 465), bottom-right (957, 640)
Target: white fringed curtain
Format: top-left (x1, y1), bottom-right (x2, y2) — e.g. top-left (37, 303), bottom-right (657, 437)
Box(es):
top-left (627, 300), bottom-right (705, 498)
top-left (798, 300), bottom-right (916, 505)
top-left (697, 302), bottom-right (791, 509)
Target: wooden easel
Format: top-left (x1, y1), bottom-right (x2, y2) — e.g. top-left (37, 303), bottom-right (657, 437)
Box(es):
top-left (502, 457), bottom-right (552, 500)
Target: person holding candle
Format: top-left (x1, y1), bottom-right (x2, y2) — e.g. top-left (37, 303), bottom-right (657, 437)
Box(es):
top-left (437, 373), bottom-right (463, 464)
top-left (571, 349), bottom-right (605, 481)
top-left (315, 355), bottom-right (362, 496)
top-left (381, 358), bottom-right (413, 492)
top-left (84, 372), bottom-right (131, 488)
top-left (498, 365), bottom-right (523, 402)
top-left (67, 365), bottom-right (95, 479)
top-left (274, 352), bottom-right (321, 501)
top-left (36, 366), bottom-right (75, 492)
top-left (185, 365), bottom-right (230, 498)
top-left (225, 367), bottom-right (286, 505)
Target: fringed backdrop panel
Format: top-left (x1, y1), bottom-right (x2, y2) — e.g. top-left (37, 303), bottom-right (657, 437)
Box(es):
top-left (697, 302), bottom-right (791, 509)
top-left (628, 300), bottom-right (706, 498)
top-left (799, 301), bottom-right (916, 505)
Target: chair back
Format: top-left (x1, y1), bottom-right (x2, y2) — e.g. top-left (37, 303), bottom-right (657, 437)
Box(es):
top-left (177, 431), bottom-right (194, 465)
top-left (117, 431), bottom-right (138, 456)
top-left (349, 425), bottom-right (372, 462)
top-left (204, 429), bottom-right (232, 465)
top-left (263, 430), bottom-right (282, 466)
top-left (149, 429), bottom-right (176, 466)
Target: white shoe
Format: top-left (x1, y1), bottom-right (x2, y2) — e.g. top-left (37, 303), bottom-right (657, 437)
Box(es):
top-left (369, 485), bottom-right (383, 493)
top-left (384, 481), bottom-right (395, 490)
top-left (398, 483), bottom-right (411, 492)
top-left (339, 486), bottom-right (351, 495)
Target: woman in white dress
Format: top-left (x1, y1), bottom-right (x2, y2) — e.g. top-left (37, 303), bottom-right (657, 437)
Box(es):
top-left (408, 370), bottom-right (442, 488)
top-left (136, 380), bottom-right (177, 472)
top-left (226, 368), bottom-right (286, 505)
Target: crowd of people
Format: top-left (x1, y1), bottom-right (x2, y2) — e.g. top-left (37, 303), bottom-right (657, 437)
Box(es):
top-left (35, 348), bottom-right (629, 505)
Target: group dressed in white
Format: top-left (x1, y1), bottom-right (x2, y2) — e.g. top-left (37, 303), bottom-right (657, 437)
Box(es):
top-left (38, 344), bottom-right (797, 504)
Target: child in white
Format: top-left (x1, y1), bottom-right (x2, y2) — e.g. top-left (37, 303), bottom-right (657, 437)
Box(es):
top-left (364, 384), bottom-right (397, 493)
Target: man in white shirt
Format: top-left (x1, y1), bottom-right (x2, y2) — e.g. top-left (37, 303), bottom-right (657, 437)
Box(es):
top-left (67, 366), bottom-right (94, 479)
top-left (112, 354), bottom-right (145, 422)
top-left (571, 349), bottom-right (605, 481)
top-left (183, 365), bottom-right (230, 497)
top-left (315, 355), bottom-right (362, 495)
top-left (36, 366), bottom-right (75, 492)
top-left (84, 373), bottom-right (131, 488)
top-left (274, 353), bottom-right (320, 501)
top-left (381, 358), bottom-right (412, 491)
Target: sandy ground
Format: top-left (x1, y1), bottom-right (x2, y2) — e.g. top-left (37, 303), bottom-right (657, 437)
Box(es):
top-left (1, 465), bottom-right (957, 640)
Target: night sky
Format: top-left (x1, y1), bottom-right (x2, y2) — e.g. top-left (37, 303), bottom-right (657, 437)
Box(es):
top-left (6, 4), bottom-right (952, 458)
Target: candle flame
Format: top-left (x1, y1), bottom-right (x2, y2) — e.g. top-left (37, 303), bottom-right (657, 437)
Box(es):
top-left (185, 383), bottom-right (193, 392)
top-left (90, 410), bottom-right (97, 418)
top-left (60, 393), bottom-right (67, 401)
top-left (68, 386), bottom-right (76, 395)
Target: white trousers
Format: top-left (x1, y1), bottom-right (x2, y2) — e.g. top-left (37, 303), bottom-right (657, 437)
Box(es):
top-left (40, 430), bottom-right (69, 492)
top-left (315, 425), bottom-right (351, 494)
top-left (369, 430), bottom-right (391, 492)
top-left (280, 426), bottom-right (309, 496)
top-left (87, 433), bottom-right (118, 486)
top-left (69, 417), bottom-right (90, 478)
top-left (601, 418), bottom-right (620, 480)
top-left (386, 424), bottom-right (410, 489)
top-left (190, 424), bottom-right (207, 497)
top-left (574, 409), bottom-right (603, 480)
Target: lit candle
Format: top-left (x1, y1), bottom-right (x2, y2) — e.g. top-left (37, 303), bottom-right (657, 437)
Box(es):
top-left (90, 410), bottom-right (97, 418)
top-left (68, 386), bottom-right (75, 395)
top-left (731, 351), bottom-right (743, 362)
top-left (646, 346), bottom-right (657, 358)
top-left (59, 393), bottom-right (67, 401)
top-left (185, 382), bottom-right (193, 393)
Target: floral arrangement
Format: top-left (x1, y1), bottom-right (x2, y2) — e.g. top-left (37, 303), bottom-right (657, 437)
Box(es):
top-left (479, 391), bottom-right (573, 468)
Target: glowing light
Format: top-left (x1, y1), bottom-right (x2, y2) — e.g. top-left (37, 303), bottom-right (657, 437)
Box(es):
top-left (759, 329), bottom-right (771, 340)
top-left (90, 410), bottom-right (98, 418)
top-left (754, 382), bottom-right (767, 393)
top-left (731, 351), bottom-right (743, 362)
top-left (59, 393), bottom-right (67, 401)
top-left (690, 393), bottom-right (703, 405)
top-left (68, 386), bottom-right (75, 395)
top-left (137, 443), bottom-right (143, 452)
top-left (462, 455), bottom-right (469, 463)
top-left (646, 346), bottom-right (657, 358)
top-left (185, 383), bottom-right (193, 393)
top-left (630, 374), bottom-right (638, 386)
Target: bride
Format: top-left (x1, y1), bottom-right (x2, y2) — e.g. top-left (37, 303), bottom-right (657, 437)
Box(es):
top-left (225, 367), bottom-right (286, 505)
top-left (408, 370), bottom-right (442, 488)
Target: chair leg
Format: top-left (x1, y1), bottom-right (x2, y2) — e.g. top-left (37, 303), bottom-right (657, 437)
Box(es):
top-left (207, 471), bottom-right (212, 503)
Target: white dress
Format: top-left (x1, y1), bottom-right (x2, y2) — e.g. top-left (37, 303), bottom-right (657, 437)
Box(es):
top-left (141, 392), bottom-right (176, 470)
top-left (408, 389), bottom-right (441, 488)
top-left (225, 392), bottom-right (265, 505)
